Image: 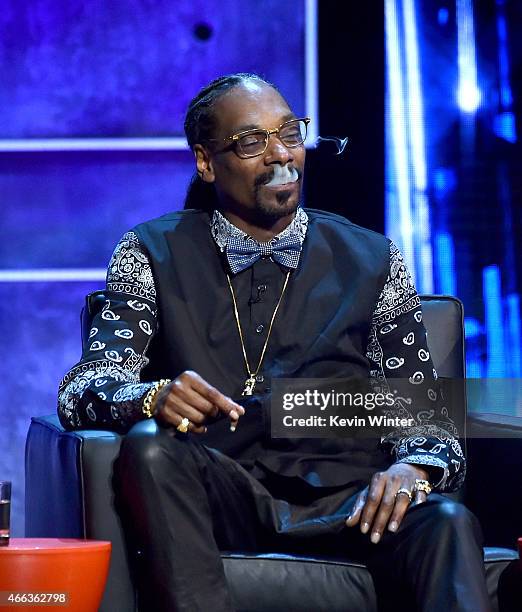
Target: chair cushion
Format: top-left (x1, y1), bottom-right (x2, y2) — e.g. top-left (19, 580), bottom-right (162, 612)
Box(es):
top-left (26, 415), bottom-right (519, 612)
top-left (222, 548), bottom-right (518, 612)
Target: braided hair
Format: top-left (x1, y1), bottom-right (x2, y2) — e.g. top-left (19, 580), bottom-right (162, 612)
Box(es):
top-left (183, 73), bottom-right (277, 211)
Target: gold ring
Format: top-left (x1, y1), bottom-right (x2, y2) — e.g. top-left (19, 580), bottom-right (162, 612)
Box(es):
top-left (414, 479), bottom-right (432, 496)
top-left (176, 417), bottom-right (191, 433)
top-left (396, 487), bottom-right (413, 502)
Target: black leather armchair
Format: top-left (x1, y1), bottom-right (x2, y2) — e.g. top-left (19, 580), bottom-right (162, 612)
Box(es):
top-left (26, 295), bottom-right (521, 611)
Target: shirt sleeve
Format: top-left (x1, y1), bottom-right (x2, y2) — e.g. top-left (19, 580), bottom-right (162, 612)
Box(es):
top-left (57, 231), bottom-right (159, 433)
top-left (365, 242), bottom-right (466, 492)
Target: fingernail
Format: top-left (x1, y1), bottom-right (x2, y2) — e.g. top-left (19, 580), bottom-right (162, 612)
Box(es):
top-left (230, 423), bottom-right (237, 432)
top-left (361, 522), bottom-right (370, 534)
top-left (388, 521), bottom-right (398, 532)
top-left (370, 531), bottom-right (381, 544)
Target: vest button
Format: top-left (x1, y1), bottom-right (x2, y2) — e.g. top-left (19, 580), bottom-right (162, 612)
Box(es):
top-left (256, 324), bottom-right (264, 333)
top-left (256, 374), bottom-right (264, 383)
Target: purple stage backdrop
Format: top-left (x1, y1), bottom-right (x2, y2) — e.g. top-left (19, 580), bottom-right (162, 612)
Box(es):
top-left (0, 0), bottom-right (306, 138)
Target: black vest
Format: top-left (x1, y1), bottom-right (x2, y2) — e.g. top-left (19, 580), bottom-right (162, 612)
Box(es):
top-left (135, 208), bottom-right (393, 489)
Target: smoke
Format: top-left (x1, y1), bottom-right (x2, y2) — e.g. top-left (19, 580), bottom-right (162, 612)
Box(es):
top-left (312, 135), bottom-right (350, 156)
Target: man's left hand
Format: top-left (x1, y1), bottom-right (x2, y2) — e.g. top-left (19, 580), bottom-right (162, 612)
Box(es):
top-left (345, 463), bottom-right (429, 544)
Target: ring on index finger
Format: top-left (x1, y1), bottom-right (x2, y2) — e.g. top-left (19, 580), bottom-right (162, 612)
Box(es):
top-left (395, 487), bottom-right (413, 503)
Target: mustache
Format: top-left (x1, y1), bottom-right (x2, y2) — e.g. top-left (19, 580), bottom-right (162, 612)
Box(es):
top-left (254, 166), bottom-right (302, 187)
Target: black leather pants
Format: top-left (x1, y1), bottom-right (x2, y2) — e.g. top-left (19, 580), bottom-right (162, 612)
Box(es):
top-left (114, 420), bottom-right (492, 612)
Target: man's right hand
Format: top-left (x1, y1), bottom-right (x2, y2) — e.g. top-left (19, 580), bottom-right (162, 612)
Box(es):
top-left (153, 370), bottom-right (245, 433)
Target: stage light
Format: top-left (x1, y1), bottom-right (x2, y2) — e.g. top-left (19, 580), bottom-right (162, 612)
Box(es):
top-left (385, 0), bottom-right (432, 291)
top-left (456, 0), bottom-right (481, 114)
top-left (457, 82), bottom-right (481, 113)
top-left (495, 0), bottom-right (517, 142)
top-left (437, 8), bottom-right (449, 26)
top-left (483, 265), bottom-right (506, 377)
top-left (434, 232), bottom-right (456, 296)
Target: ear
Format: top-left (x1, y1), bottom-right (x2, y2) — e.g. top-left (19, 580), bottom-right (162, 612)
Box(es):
top-left (193, 144), bottom-right (215, 183)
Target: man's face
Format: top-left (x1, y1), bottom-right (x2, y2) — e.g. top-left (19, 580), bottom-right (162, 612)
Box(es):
top-left (198, 82), bottom-right (306, 225)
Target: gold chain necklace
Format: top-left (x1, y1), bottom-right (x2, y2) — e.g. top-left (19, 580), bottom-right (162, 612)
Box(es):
top-left (226, 270), bottom-right (291, 396)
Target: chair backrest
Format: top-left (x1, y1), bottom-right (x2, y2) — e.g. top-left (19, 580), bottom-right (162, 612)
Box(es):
top-left (419, 295), bottom-right (465, 378)
top-left (81, 290), bottom-right (107, 349)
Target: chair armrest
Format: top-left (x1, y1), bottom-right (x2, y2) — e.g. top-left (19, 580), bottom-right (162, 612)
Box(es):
top-left (25, 415), bottom-right (134, 612)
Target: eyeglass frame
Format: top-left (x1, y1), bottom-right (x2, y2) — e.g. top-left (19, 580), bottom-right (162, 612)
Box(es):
top-left (204, 117), bottom-right (311, 159)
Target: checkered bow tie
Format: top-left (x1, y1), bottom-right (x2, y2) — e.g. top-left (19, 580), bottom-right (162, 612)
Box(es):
top-left (226, 235), bottom-right (302, 274)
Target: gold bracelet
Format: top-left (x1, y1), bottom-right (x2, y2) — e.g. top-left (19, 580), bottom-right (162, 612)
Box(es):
top-left (142, 379), bottom-right (172, 418)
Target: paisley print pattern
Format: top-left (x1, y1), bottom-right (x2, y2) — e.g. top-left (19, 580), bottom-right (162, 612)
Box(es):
top-left (365, 241), bottom-right (465, 492)
top-left (107, 231), bottom-right (156, 301)
top-left (59, 227), bottom-right (465, 492)
top-left (58, 231), bottom-right (158, 433)
top-left (210, 207), bottom-right (309, 253)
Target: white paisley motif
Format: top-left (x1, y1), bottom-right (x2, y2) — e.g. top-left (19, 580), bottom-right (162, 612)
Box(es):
top-left (139, 320), bottom-right (152, 335)
top-left (402, 332), bottom-right (414, 345)
top-left (127, 300), bottom-right (154, 314)
top-left (107, 231), bottom-right (157, 301)
top-left (380, 323), bottom-right (397, 335)
top-left (101, 310), bottom-right (120, 321)
top-left (115, 329), bottom-right (134, 339)
top-left (86, 403), bottom-right (97, 421)
top-left (428, 442), bottom-right (447, 454)
top-left (418, 349), bottom-right (430, 361)
top-left (113, 383), bottom-right (153, 403)
top-left (89, 327), bottom-right (98, 338)
top-left (372, 242), bottom-right (420, 326)
top-left (414, 310), bottom-right (422, 323)
top-left (386, 357), bottom-right (404, 369)
top-left (105, 350), bottom-right (123, 363)
top-left (409, 371), bottom-right (424, 384)
top-left (90, 341), bottom-right (106, 351)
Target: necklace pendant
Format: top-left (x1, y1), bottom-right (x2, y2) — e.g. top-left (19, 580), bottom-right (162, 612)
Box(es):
top-left (242, 376), bottom-right (256, 396)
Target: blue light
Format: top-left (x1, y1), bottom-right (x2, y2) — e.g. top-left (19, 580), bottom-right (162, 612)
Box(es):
top-left (495, 0), bottom-right (517, 141)
top-left (403, 0), bottom-right (433, 292)
top-left (496, 8), bottom-right (513, 108)
top-left (483, 265), bottom-right (506, 377)
top-left (434, 232), bottom-right (456, 295)
top-left (385, 0), bottom-right (415, 263)
top-left (457, 82), bottom-right (481, 113)
top-left (464, 317), bottom-right (482, 339)
top-left (456, 0), bottom-right (482, 113)
top-left (506, 294), bottom-right (522, 377)
top-left (493, 111), bottom-right (517, 143)
top-left (437, 8), bottom-right (449, 25)
top-left (433, 168), bottom-right (457, 196)
top-left (385, 0), bottom-right (433, 291)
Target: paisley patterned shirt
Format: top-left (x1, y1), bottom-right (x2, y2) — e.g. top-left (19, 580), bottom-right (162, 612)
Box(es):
top-left (58, 217), bottom-right (464, 492)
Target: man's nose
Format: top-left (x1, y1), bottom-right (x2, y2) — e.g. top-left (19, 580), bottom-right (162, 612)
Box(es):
top-left (264, 135), bottom-right (294, 164)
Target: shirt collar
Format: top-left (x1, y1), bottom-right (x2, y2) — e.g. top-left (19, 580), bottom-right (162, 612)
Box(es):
top-left (210, 206), bottom-right (309, 253)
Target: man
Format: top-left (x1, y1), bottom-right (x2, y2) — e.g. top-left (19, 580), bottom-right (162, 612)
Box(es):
top-left (58, 73), bottom-right (490, 611)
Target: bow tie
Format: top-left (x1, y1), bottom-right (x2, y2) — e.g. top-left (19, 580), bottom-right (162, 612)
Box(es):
top-left (226, 235), bottom-right (302, 274)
